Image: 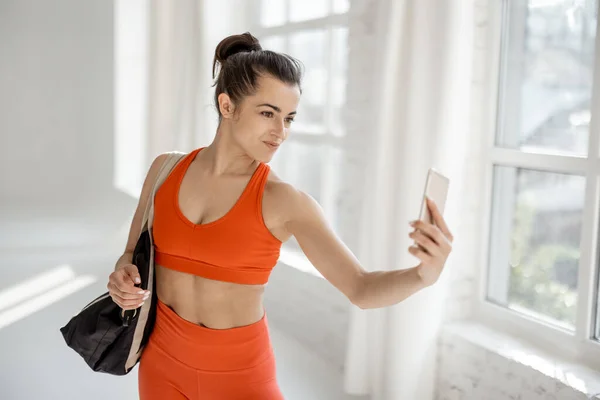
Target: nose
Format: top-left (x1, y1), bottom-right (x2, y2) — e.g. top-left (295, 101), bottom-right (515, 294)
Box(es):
top-left (273, 117), bottom-right (286, 137)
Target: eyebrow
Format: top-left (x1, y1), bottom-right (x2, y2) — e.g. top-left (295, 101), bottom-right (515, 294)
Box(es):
top-left (257, 103), bottom-right (297, 116)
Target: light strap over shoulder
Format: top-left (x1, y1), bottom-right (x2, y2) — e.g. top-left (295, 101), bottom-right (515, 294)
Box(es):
top-left (125, 151), bottom-right (186, 371)
top-left (141, 152), bottom-right (187, 232)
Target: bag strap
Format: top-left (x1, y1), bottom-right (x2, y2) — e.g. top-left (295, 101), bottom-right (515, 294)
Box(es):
top-left (140, 151), bottom-right (186, 232)
top-left (123, 151), bottom-right (187, 373)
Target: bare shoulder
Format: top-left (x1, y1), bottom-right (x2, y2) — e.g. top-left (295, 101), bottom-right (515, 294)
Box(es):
top-left (263, 168), bottom-right (323, 230)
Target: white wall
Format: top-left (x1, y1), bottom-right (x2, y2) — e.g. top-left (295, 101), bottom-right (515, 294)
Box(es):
top-left (1, 0), bottom-right (113, 200)
top-left (0, 0), bottom-right (136, 252)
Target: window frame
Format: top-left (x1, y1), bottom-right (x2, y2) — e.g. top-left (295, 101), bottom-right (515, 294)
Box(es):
top-left (475, 0), bottom-right (600, 371)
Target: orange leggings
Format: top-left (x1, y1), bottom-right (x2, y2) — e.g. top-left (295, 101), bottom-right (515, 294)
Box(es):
top-left (138, 299), bottom-right (284, 400)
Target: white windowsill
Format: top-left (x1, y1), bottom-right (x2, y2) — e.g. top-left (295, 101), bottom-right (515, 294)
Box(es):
top-left (442, 321), bottom-right (600, 399)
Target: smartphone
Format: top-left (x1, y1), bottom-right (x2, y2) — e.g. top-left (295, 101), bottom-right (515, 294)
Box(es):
top-left (418, 168), bottom-right (450, 225)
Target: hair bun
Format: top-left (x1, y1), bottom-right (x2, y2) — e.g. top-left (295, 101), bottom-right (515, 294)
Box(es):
top-left (214, 32), bottom-right (262, 64)
top-left (212, 32), bottom-right (262, 78)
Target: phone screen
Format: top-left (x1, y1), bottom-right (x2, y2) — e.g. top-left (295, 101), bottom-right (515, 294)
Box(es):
top-left (418, 169), bottom-right (449, 225)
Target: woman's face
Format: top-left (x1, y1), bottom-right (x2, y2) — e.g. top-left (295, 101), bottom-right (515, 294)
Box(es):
top-left (220, 74), bottom-right (301, 163)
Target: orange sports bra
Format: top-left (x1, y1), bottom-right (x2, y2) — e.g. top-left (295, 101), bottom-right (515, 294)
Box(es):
top-left (152, 147), bottom-right (282, 285)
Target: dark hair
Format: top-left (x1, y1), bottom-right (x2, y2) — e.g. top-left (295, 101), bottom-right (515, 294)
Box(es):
top-left (212, 32), bottom-right (303, 119)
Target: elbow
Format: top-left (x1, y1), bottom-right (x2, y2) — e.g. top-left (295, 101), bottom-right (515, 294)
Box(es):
top-left (353, 299), bottom-right (368, 310)
top-left (352, 294), bottom-right (370, 310)
top-left (350, 294), bottom-right (363, 309)
top-left (349, 272), bottom-right (369, 310)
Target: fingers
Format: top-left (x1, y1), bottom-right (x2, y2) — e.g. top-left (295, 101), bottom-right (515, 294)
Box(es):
top-left (426, 197), bottom-right (454, 242)
top-left (107, 281), bottom-right (147, 300)
top-left (110, 290), bottom-right (148, 310)
top-left (409, 230), bottom-right (440, 257)
top-left (107, 265), bottom-right (150, 309)
top-left (107, 282), bottom-right (149, 308)
top-left (111, 265), bottom-right (145, 295)
top-left (408, 244), bottom-right (433, 263)
top-left (121, 264), bottom-right (142, 285)
top-left (108, 273), bottom-right (145, 296)
top-left (411, 218), bottom-right (452, 249)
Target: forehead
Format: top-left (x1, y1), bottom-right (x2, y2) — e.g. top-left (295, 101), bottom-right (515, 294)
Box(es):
top-left (248, 75), bottom-right (300, 108)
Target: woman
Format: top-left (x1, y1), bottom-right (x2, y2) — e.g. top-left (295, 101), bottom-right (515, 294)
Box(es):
top-left (107, 32), bottom-right (453, 400)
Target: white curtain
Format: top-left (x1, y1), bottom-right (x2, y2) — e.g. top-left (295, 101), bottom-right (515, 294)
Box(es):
top-left (344, 1), bottom-right (474, 399)
top-left (145, 0), bottom-right (207, 162)
top-left (145, 0), bottom-right (253, 164)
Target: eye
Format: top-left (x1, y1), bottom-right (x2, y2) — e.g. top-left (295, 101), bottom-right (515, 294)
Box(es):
top-left (285, 117), bottom-right (295, 124)
top-left (261, 111), bottom-right (274, 118)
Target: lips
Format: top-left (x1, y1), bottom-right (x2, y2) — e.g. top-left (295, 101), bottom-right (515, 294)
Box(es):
top-left (264, 141), bottom-right (280, 149)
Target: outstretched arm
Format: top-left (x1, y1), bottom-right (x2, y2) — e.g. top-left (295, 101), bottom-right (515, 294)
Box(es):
top-left (283, 188), bottom-right (453, 309)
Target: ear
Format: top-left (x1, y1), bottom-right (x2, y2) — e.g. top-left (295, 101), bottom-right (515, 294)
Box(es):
top-left (218, 93), bottom-right (236, 119)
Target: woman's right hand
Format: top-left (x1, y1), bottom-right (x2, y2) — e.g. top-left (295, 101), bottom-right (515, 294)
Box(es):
top-left (107, 264), bottom-right (150, 310)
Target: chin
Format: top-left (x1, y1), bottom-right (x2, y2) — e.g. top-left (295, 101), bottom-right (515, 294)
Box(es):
top-left (253, 144), bottom-right (276, 163)
top-left (257, 153), bottom-right (274, 163)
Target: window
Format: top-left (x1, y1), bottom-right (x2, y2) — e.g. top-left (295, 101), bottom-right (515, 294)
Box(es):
top-left (482, 0), bottom-right (600, 366)
top-left (247, 0), bottom-right (350, 255)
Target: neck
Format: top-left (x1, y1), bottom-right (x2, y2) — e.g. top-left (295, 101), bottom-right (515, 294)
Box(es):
top-left (200, 123), bottom-right (259, 177)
